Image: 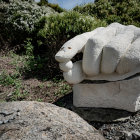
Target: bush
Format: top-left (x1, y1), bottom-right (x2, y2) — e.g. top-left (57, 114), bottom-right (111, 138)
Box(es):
top-left (0, 0), bottom-right (107, 78)
top-left (37, 0), bottom-right (48, 6)
top-left (37, 0), bottom-right (65, 13)
top-left (23, 11), bottom-right (106, 79)
top-left (73, 0), bottom-right (140, 27)
top-left (47, 3), bottom-right (65, 13)
top-left (32, 11), bottom-right (106, 55)
top-left (0, 0), bottom-right (55, 50)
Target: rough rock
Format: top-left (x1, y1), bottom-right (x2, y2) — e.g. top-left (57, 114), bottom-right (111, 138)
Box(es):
top-left (122, 131), bottom-right (140, 140)
top-left (73, 76), bottom-right (140, 112)
top-left (0, 101), bottom-right (105, 140)
top-left (55, 93), bottom-right (134, 122)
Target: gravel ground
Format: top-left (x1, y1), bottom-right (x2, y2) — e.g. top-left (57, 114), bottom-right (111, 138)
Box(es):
top-left (92, 111), bottom-right (140, 140)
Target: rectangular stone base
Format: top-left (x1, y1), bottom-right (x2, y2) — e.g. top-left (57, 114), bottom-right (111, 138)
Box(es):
top-left (73, 76), bottom-right (140, 112)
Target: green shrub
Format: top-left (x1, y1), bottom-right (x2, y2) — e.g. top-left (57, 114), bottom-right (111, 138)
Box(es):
top-left (0, 0), bottom-right (55, 50)
top-left (73, 0), bottom-right (140, 27)
top-left (37, 0), bottom-right (65, 13)
top-left (0, 0), bottom-right (108, 79)
top-left (37, 0), bottom-right (48, 6)
top-left (23, 11), bottom-right (106, 79)
top-left (33, 11), bottom-right (106, 52)
top-left (47, 3), bottom-right (65, 13)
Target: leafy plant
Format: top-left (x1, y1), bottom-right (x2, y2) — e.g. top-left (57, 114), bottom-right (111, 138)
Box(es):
top-left (73, 0), bottom-right (140, 27)
top-left (33, 10), bottom-right (106, 57)
top-left (47, 3), bottom-right (65, 13)
top-left (0, 0), bottom-right (55, 50)
top-left (0, 71), bottom-right (28, 101)
top-left (0, 72), bottom-right (17, 86)
top-left (55, 83), bottom-right (71, 96)
top-left (37, 0), bottom-right (65, 13)
top-left (23, 11), bottom-right (106, 78)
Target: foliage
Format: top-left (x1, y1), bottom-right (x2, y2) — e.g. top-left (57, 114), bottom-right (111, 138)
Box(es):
top-left (0, 0), bottom-right (55, 49)
top-left (47, 3), bottom-right (65, 13)
top-left (22, 11), bottom-right (106, 78)
top-left (37, 0), bottom-right (48, 6)
top-left (54, 82), bottom-right (71, 96)
top-left (37, 0), bottom-right (65, 13)
top-left (0, 0), bottom-right (108, 79)
top-left (0, 71), bottom-right (28, 101)
top-left (73, 0), bottom-right (140, 27)
top-left (33, 11), bottom-right (106, 53)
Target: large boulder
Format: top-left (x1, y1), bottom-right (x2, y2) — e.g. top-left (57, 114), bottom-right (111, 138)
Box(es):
top-left (0, 101), bottom-right (105, 140)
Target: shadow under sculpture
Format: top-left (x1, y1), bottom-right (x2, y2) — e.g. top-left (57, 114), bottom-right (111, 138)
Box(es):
top-left (55, 23), bottom-right (140, 112)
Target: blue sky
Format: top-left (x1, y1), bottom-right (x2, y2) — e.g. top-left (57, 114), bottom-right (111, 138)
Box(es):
top-left (35, 0), bottom-right (94, 10)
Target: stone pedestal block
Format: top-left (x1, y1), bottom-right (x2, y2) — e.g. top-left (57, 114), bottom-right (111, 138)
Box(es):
top-left (73, 76), bottom-right (140, 112)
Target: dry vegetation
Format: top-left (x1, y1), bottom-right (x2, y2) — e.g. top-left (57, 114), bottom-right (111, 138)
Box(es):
top-left (0, 52), bottom-right (71, 103)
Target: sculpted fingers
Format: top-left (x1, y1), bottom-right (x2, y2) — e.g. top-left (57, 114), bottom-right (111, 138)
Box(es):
top-left (82, 23), bottom-right (123, 76)
top-left (101, 24), bottom-right (140, 74)
top-left (63, 61), bottom-right (85, 84)
top-left (101, 29), bottom-right (134, 74)
top-left (59, 61), bottom-right (73, 72)
top-left (116, 37), bottom-right (140, 74)
top-left (55, 27), bottom-right (104, 63)
top-left (127, 25), bottom-right (140, 40)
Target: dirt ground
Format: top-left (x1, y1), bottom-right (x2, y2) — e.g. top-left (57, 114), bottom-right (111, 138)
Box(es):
top-left (0, 53), bottom-right (71, 103)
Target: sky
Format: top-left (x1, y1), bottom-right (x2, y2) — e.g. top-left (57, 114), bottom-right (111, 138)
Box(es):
top-left (35, 0), bottom-right (94, 10)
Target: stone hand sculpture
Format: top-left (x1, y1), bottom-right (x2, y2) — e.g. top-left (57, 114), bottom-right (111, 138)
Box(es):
top-left (55, 23), bottom-right (140, 84)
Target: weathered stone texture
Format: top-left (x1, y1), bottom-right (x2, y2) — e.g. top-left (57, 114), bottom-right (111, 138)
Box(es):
top-left (0, 101), bottom-right (105, 140)
top-left (73, 76), bottom-right (140, 112)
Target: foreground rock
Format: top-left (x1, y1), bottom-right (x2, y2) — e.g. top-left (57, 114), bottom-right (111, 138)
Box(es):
top-left (0, 101), bottom-right (105, 140)
top-left (123, 131), bottom-right (140, 140)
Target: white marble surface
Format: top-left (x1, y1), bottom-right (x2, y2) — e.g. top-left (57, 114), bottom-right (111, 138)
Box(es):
top-left (73, 76), bottom-right (140, 112)
top-left (55, 23), bottom-right (140, 84)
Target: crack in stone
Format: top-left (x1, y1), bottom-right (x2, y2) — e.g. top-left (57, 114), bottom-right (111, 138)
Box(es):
top-left (0, 128), bottom-right (20, 138)
top-left (0, 112), bottom-right (14, 117)
top-left (81, 73), bottom-right (140, 84)
top-left (40, 127), bottom-right (52, 132)
top-left (0, 110), bottom-right (20, 125)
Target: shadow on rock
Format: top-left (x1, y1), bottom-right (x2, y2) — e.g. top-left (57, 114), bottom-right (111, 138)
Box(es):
top-left (54, 92), bottom-right (135, 123)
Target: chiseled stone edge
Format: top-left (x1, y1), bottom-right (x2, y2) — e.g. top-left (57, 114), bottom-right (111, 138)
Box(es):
top-left (73, 76), bottom-right (140, 112)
